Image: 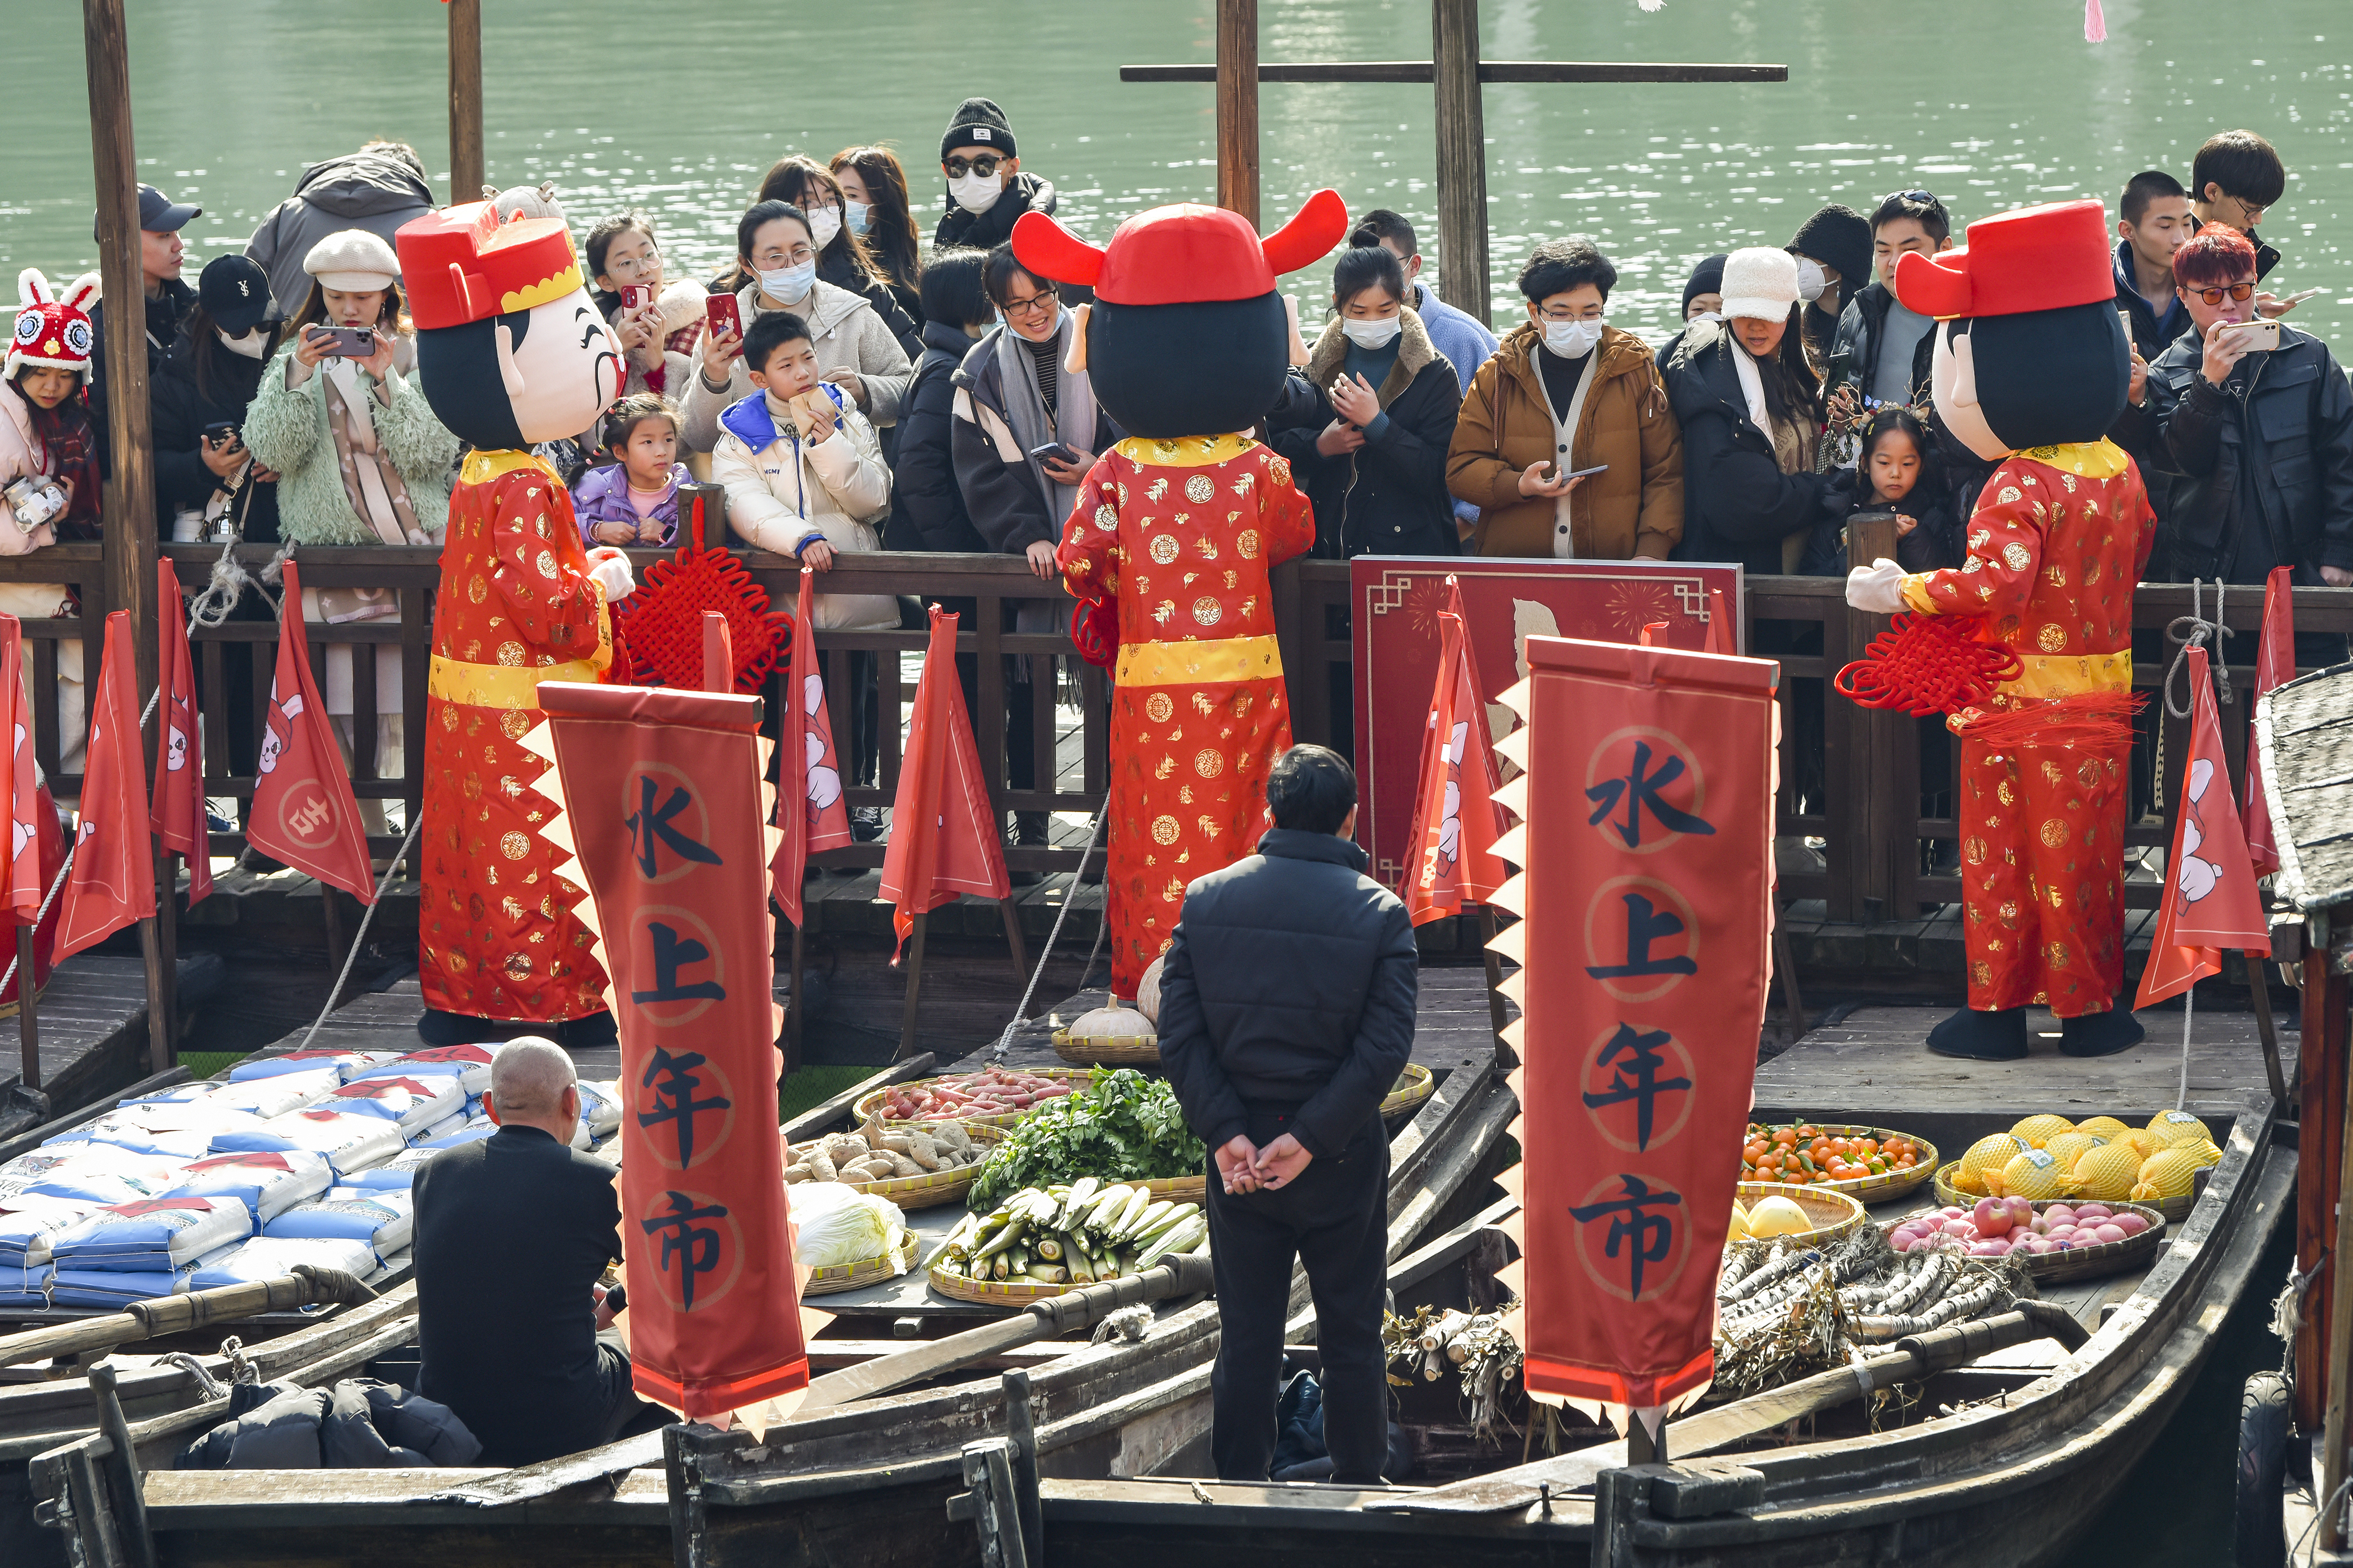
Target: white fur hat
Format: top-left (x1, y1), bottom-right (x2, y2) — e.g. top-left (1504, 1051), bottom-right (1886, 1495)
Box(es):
top-left (655, 278), bottom-right (707, 337)
top-left (303, 229), bottom-right (399, 292)
top-left (1720, 246), bottom-right (1801, 322)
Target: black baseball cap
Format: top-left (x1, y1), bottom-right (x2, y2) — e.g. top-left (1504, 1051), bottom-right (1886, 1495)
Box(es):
top-left (93, 183), bottom-right (201, 242)
top-left (199, 255), bottom-right (274, 335)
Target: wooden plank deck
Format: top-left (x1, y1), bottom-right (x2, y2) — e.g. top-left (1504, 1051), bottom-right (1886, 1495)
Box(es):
top-left (0, 955), bottom-right (152, 1113)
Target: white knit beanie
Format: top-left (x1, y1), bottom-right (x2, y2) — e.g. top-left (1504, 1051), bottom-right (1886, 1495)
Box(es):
top-left (303, 229), bottom-right (400, 292)
top-left (1719, 247), bottom-right (1801, 322)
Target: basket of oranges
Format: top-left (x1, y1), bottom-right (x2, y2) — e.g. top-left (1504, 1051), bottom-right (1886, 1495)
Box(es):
top-left (1740, 1122), bottom-right (1937, 1204)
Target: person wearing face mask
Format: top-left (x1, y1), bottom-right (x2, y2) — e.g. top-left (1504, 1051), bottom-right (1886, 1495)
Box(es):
top-left (751, 157), bottom-right (922, 361)
top-left (1652, 253), bottom-right (1729, 373)
top-left (833, 146), bottom-right (927, 331)
top-left (934, 98), bottom-right (1059, 252)
top-left (1785, 204), bottom-right (1871, 369)
top-left (678, 201), bottom-right (912, 456)
top-left (1267, 245), bottom-right (1459, 559)
top-left (152, 255), bottom-right (285, 545)
top-left (1447, 238), bottom-right (1683, 560)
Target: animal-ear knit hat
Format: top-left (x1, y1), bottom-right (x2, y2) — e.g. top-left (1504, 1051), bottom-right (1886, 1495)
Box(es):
top-left (1719, 246), bottom-right (1801, 322)
top-left (8, 269), bottom-right (99, 378)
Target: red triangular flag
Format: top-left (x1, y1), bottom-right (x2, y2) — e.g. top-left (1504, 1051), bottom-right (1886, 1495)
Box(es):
top-left (1706, 587), bottom-right (1735, 656)
top-left (2243, 565), bottom-right (2294, 877)
top-left (1404, 578), bottom-right (1507, 925)
top-left (246, 561), bottom-right (375, 904)
top-left (769, 569), bottom-right (849, 925)
top-left (151, 559), bottom-right (211, 905)
top-left (0, 616), bottom-right (41, 920)
top-left (2135, 645), bottom-right (2270, 1009)
top-left (54, 612), bottom-right (156, 958)
top-left (879, 605), bottom-right (1009, 958)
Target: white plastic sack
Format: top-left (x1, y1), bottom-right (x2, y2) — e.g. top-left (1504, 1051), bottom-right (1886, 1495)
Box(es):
top-left (230, 1047), bottom-right (402, 1083)
top-left (422, 1123), bottom-right (497, 1151)
top-left (201, 1067), bottom-right (346, 1119)
top-left (576, 1080), bottom-right (623, 1137)
top-left (0, 1144), bottom-right (178, 1206)
top-left (51, 1196), bottom-right (254, 1272)
top-left (321, 1075), bottom-right (465, 1134)
top-left (412, 1110), bottom-right (469, 1145)
top-left (44, 1120), bottom-right (221, 1163)
top-left (188, 1234), bottom-right (377, 1291)
top-left (0, 1262), bottom-right (50, 1307)
top-left (211, 1110), bottom-right (405, 1177)
top-left (265, 1189), bottom-right (413, 1260)
top-left (152, 1150), bottom-right (336, 1229)
top-left (0, 1198), bottom-right (97, 1266)
top-left (51, 1246), bottom-right (236, 1307)
top-left (341, 1146), bottom-right (439, 1192)
top-left (346, 1045), bottom-right (495, 1097)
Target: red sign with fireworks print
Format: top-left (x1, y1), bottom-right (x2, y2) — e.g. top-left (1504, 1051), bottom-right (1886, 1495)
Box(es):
top-left (1348, 559), bottom-right (1743, 892)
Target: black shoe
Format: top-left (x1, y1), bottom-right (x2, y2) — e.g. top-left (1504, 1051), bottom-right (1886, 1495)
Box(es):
top-left (2059, 1006), bottom-right (2144, 1057)
top-left (1927, 1006), bottom-right (2029, 1061)
top-left (849, 806), bottom-right (885, 843)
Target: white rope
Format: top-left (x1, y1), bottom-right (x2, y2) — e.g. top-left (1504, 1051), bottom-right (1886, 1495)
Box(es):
top-left (186, 540), bottom-right (287, 629)
top-left (2177, 983), bottom-right (2194, 1110)
top-left (990, 806), bottom-right (1106, 1063)
top-left (291, 812), bottom-right (424, 1053)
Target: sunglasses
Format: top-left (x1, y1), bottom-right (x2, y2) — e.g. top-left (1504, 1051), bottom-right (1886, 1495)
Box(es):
top-left (945, 155), bottom-right (1005, 179)
top-left (1882, 188), bottom-right (1942, 209)
top-left (2184, 281), bottom-right (2257, 305)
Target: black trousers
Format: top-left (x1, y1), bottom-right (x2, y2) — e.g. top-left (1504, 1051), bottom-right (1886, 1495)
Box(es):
top-left (1206, 1109), bottom-right (1389, 1485)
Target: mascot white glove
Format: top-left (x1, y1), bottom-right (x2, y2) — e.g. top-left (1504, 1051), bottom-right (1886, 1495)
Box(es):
top-left (1844, 558), bottom-right (1910, 616)
top-left (585, 546), bottom-right (636, 603)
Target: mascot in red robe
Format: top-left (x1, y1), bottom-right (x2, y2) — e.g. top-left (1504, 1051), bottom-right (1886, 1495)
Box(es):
top-left (396, 202), bottom-right (634, 1047)
top-left (1844, 200), bottom-right (2155, 1060)
top-left (1012, 194), bottom-right (1344, 999)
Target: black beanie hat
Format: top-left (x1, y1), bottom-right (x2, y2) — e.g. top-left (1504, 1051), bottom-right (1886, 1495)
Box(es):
top-left (942, 98), bottom-right (1016, 162)
top-left (1681, 253), bottom-right (1728, 313)
top-left (1787, 204), bottom-right (1872, 294)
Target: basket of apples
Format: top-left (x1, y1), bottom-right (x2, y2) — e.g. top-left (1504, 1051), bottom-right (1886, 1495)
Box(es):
top-left (1885, 1195), bottom-right (2167, 1284)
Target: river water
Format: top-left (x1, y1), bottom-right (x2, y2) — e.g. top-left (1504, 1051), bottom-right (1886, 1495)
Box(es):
top-left (16, 0), bottom-right (2353, 343)
top-left (16, 1), bottom-right (2339, 1559)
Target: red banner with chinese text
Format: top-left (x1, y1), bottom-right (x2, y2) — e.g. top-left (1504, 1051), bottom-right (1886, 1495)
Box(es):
top-left (536, 681), bottom-right (807, 1420)
top-left (1494, 635), bottom-right (1777, 1409)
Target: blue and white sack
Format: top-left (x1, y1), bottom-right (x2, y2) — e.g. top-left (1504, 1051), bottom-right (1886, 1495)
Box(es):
top-left (229, 1047), bottom-right (402, 1083)
top-left (322, 1076), bottom-right (465, 1136)
top-left (265, 1189), bottom-right (413, 1262)
top-left (152, 1151), bottom-right (336, 1231)
top-left (575, 1080), bottom-right (623, 1145)
top-left (0, 1262), bottom-right (51, 1307)
top-left (199, 1067), bottom-right (346, 1120)
top-left (51, 1247), bottom-right (236, 1307)
top-left (346, 1045), bottom-right (494, 1097)
top-left (209, 1110), bottom-right (405, 1179)
top-left (188, 1234), bottom-right (377, 1290)
top-left (342, 1146), bottom-right (439, 1193)
top-left (51, 1197), bottom-right (253, 1273)
top-left (0, 1197), bottom-right (96, 1270)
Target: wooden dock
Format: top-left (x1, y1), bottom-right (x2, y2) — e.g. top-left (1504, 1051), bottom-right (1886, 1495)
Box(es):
top-left (0, 955), bottom-right (156, 1121)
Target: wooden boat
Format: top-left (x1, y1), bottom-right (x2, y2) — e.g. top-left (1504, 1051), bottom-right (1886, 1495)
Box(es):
top-left (23, 1047), bottom-right (1519, 1567)
top-left (939, 1100), bottom-right (2289, 1568)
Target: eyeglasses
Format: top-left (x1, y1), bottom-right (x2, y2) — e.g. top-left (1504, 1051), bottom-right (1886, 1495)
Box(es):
top-left (1002, 291), bottom-right (1057, 318)
top-left (945, 155), bottom-right (1005, 179)
top-left (2185, 281), bottom-right (2257, 305)
top-left (1533, 305), bottom-right (1604, 322)
top-left (2221, 195), bottom-right (2269, 224)
top-left (604, 248), bottom-right (661, 278)
top-left (753, 244), bottom-right (817, 268)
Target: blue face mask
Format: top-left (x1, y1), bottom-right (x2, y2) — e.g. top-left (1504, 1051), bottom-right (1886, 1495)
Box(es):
top-left (757, 261), bottom-right (818, 303)
top-left (845, 201), bottom-right (873, 236)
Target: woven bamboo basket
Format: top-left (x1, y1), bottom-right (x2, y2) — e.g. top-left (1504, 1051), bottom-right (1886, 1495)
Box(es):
top-left (854, 1069), bottom-right (1099, 1133)
top-left (1736, 1182), bottom-right (1865, 1246)
top-left (803, 1227), bottom-right (921, 1297)
top-left (928, 1237), bottom-right (1209, 1305)
top-left (1742, 1124), bottom-right (1937, 1203)
top-left (1381, 1064), bottom-right (1435, 1123)
top-left (1933, 1159), bottom-right (2194, 1223)
top-left (1050, 1027), bottom-right (1161, 1068)
top-left (821, 1124), bottom-right (1006, 1210)
top-left (1139, 1174), bottom-right (1207, 1202)
top-left (1884, 1198), bottom-right (2167, 1284)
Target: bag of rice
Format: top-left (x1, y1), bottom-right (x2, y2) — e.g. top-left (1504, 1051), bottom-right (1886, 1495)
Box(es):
top-left (412, 1110), bottom-right (469, 1145)
top-left (341, 1146), bottom-right (439, 1192)
top-left (421, 1122), bottom-right (496, 1150)
top-left (322, 1076), bottom-right (465, 1135)
top-left (576, 1080), bottom-right (623, 1139)
top-left (44, 1120), bottom-right (221, 1163)
top-left (188, 1234), bottom-right (378, 1290)
top-left (347, 1045), bottom-right (495, 1097)
top-left (0, 1263), bottom-right (51, 1307)
top-left (51, 1247), bottom-right (236, 1307)
top-left (265, 1189), bottom-right (413, 1260)
top-left (51, 1196), bottom-right (254, 1273)
top-left (0, 1197), bottom-right (96, 1268)
top-left (152, 1152), bottom-right (336, 1230)
top-left (230, 1047), bottom-right (402, 1083)
top-left (210, 1110), bottom-right (405, 1178)
top-left (0, 1144), bottom-right (178, 1205)
top-left (196, 1068), bottom-right (346, 1120)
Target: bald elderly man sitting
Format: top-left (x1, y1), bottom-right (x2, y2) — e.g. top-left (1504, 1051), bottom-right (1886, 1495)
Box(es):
top-left (411, 1039), bottom-right (654, 1465)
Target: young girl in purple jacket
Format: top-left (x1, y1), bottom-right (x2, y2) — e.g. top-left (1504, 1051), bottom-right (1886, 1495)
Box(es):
top-left (571, 393), bottom-right (688, 546)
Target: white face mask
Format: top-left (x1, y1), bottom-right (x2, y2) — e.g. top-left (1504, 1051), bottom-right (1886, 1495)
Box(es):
top-left (1542, 318), bottom-right (1604, 359)
top-left (218, 326), bottom-right (269, 359)
top-left (1340, 315), bottom-right (1402, 350)
top-left (758, 262), bottom-right (818, 303)
top-left (1795, 257), bottom-right (1829, 303)
top-left (845, 201), bottom-right (872, 236)
top-left (805, 207), bottom-right (843, 251)
top-left (951, 170), bottom-right (1006, 215)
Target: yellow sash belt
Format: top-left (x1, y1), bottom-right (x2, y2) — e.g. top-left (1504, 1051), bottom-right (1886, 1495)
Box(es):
top-left (428, 653), bottom-right (604, 711)
top-left (1115, 634), bottom-right (1283, 688)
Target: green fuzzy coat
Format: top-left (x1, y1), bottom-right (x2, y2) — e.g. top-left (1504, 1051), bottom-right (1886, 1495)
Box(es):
top-left (241, 342), bottom-right (459, 545)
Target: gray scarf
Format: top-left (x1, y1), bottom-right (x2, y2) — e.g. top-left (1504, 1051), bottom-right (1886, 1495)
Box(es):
top-left (993, 309), bottom-right (1098, 528)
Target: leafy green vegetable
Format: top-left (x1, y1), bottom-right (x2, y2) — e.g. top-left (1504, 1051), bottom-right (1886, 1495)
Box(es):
top-left (967, 1068), bottom-right (1205, 1210)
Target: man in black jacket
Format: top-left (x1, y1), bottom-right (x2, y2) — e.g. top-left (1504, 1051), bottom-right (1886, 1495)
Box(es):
top-left (1156, 745), bottom-right (1417, 1486)
top-left (935, 97), bottom-right (1058, 252)
top-left (412, 1039), bottom-right (650, 1467)
top-left (86, 183), bottom-right (200, 474)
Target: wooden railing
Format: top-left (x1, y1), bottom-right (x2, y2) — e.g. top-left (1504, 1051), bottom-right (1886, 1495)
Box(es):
top-left (0, 543), bottom-right (2344, 920)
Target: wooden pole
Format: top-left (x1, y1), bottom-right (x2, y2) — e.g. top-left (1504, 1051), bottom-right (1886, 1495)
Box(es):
top-left (2297, 911), bottom-right (2345, 1436)
top-left (895, 910), bottom-right (929, 1062)
top-left (1842, 513), bottom-right (1904, 920)
top-left (996, 896), bottom-right (1030, 989)
top-left (2323, 941), bottom-right (2353, 1553)
top-left (783, 919), bottom-right (805, 1079)
top-left (2248, 962), bottom-right (2288, 1112)
top-left (1475, 904), bottom-right (1512, 1067)
top-left (446, 0), bottom-right (485, 205)
top-left (1214, 0), bottom-right (1259, 226)
top-left (15, 928), bottom-right (36, 1091)
top-left (1431, 0), bottom-right (1491, 324)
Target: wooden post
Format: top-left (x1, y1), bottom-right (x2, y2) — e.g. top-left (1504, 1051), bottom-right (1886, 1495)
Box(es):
top-left (895, 910), bottom-right (929, 1062)
top-left (1431, 0), bottom-right (1491, 324)
top-left (1214, 0), bottom-right (1259, 226)
top-left (2297, 910), bottom-right (2346, 1436)
top-left (15, 928), bottom-right (36, 1092)
top-left (1475, 904), bottom-right (1512, 1067)
top-left (447, 0), bottom-right (485, 205)
top-left (144, 850), bottom-right (175, 1076)
top-left (782, 920), bottom-right (805, 1079)
top-left (2324, 939), bottom-right (2353, 1554)
top-left (1842, 513), bottom-right (1904, 920)
top-left (996, 897), bottom-right (1031, 989)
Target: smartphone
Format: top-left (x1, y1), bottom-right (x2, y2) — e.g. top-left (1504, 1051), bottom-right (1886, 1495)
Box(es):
top-left (2278, 287), bottom-right (2327, 308)
top-left (2222, 318), bottom-right (2281, 353)
top-left (1824, 348), bottom-right (1852, 392)
top-left (200, 420), bottom-right (241, 449)
top-left (704, 293), bottom-right (743, 340)
top-left (619, 285), bottom-right (655, 312)
top-left (1565, 463), bottom-right (1609, 480)
top-left (1028, 441), bottom-right (1081, 467)
top-left (309, 325), bottom-right (375, 358)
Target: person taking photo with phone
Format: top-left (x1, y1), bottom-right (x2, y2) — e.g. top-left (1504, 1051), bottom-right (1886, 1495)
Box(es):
top-left (584, 211), bottom-right (705, 402)
top-left (152, 255), bottom-right (284, 545)
top-left (2125, 227), bottom-right (2353, 630)
top-left (949, 243), bottom-right (1121, 869)
top-left (1269, 243), bottom-right (1461, 559)
top-left (1447, 236), bottom-right (1682, 560)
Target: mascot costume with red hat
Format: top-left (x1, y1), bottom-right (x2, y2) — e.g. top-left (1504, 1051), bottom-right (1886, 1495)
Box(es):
top-left (395, 202), bottom-right (635, 1047)
top-left (1843, 199), bottom-right (2156, 1061)
top-left (1011, 192), bottom-right (1345, 998)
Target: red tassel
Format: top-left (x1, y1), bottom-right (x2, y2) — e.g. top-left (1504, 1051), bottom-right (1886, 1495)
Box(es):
top-left (1950, 690), bottom-right (2141, 752)
top-left (2084, 0), bottom-right (2108, 42)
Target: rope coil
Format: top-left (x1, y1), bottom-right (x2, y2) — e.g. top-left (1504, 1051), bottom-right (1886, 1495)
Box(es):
top-left (2163, 577), bottom-right (2235, 718)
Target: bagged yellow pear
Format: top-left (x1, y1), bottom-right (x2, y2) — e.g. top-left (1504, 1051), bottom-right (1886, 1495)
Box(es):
top-left (2069, 1140), bottom-right (2144, 1202)
top-left (1953, 1134), bottom-right (2026, 1196)
top-left (1987, 1147), bottom-right (2068, 1200)
top-left (2009, 1114), bottom-right (2075, 1149)
top-left (2044, 1131), bottom-right (2107, 1172)
top-left (2131, 1148), bottom-right (2202, 1204)
top-left (2076, 1115), bottom-right (2134, 1142)
top-left (2181, 1139), bottom-right (2224, 1169)
top-left (2145, 1110), bottom-right (2213, 1152)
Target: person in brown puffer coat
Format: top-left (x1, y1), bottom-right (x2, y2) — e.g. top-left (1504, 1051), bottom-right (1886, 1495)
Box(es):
top-left (1445, 238), bottom-right (1683, 559)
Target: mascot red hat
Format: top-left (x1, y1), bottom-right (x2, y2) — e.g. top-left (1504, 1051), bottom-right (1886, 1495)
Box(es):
top-left (1891, 199), bottom-right (2116, 321)
top-left (397, 201), bottom-right (581, 331)
top-left (1014, 191), bottom-right (1347, 306)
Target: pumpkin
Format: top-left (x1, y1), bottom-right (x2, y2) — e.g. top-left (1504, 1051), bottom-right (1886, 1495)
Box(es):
top-left (1135, 956), bottom-right (1166, 1024)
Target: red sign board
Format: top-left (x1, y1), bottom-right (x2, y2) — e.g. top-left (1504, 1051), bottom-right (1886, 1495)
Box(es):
top-left (1499, 635), bottom-right (1776, 1409)
top-left (1348, 558), bottom-right (1742, 891)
